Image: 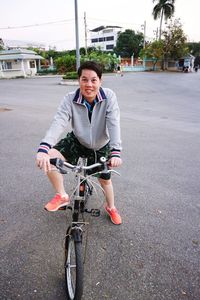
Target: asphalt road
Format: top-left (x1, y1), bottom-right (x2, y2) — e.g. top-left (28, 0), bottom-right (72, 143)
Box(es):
top-left (0, 71), bottom-right (200, 300)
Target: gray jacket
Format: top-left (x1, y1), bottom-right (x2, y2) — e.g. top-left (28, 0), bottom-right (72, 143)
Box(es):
top-left (42, 87), bottom-right (122, 152)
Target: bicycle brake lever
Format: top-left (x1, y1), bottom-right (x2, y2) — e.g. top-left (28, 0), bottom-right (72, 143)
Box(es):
top-left (56, 159), bottom-right (68, 174)
top-left (110, 170), bottom-right (121, 176)
top-left (99, 169), bottom-right (120, 176)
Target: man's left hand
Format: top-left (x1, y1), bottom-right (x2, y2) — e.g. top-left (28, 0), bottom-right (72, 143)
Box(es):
top-left (109, 157), bottom-right (122, 168)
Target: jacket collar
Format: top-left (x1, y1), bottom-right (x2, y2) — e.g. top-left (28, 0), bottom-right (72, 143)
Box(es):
top-left (73, 87), bottom-right (107, 104)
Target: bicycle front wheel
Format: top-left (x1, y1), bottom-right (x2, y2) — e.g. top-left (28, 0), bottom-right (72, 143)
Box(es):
top-left (65, 230), bottom-right (84, 300)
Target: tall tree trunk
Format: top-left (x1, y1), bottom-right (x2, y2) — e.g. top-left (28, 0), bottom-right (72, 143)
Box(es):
top-left (159, 9), bottom-right (164, 40)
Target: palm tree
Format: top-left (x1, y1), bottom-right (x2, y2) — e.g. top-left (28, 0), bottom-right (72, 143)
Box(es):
top-left (153, 0), bottom-right (175, 40)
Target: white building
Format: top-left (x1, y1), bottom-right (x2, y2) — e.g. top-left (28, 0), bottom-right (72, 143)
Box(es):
top-left (0, 49), bottom-right (44, 78)
top-left (90, 26), bottom-right (122, 51)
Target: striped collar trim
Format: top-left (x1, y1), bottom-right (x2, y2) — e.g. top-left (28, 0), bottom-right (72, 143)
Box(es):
top-left (73, 87), bottom-right (107, 104)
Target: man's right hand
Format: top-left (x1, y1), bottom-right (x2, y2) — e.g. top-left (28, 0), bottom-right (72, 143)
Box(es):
top-left (36, 152), bottom-right (51, 173)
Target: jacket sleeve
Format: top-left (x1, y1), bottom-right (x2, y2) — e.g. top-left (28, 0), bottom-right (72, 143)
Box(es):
top-left (105, 89), bottom-right (122, 157)
top-left (37, 94), bottom-right (72, 153)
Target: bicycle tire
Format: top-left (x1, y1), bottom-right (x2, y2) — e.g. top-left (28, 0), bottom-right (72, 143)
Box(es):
top-left (65, 230), bottom-right (84, 300)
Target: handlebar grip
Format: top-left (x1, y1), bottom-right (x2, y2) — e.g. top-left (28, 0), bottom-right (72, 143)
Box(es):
top-left (50, 158), bottom-right (68, 174)
top-left (50, 158), bottom-right (58, 166)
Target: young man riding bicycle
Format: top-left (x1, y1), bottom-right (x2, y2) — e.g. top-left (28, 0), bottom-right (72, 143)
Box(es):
top-left (36, 61), bottom-right (122, 225)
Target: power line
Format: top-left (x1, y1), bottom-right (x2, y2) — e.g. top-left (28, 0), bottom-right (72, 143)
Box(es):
top-left (0, 19), bottom-right (74, 30)
top-left (87, 17), bottom-right (157, 33)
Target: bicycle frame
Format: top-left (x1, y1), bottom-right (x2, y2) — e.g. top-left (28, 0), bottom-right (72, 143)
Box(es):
top-left (68, 157), bottom-right (95, 225)
top-left (49, 156), bottom-right (119, 300)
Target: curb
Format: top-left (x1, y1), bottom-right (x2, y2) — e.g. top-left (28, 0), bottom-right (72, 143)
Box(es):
top-left (59, 80), bottom-right (79, 86)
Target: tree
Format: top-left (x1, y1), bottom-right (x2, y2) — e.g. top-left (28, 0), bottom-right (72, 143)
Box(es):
top-left (140, 40), bottom-right (164, 70)
top-left (187, 42), bottom-right (200, 57)
top-left (54, 50), bottom-right (119, 74)
top-left (55, 54), bottom-right (76, 73)
top-left (82, 51), bottom-right (118, 72)
top-left (114, 29), bottom-right (143, 58)
top-left (152, 0), bottom-right (175, 39)
top-left (162, 19), bottom-right (188, 62)
top-left (139, 19), bottom-right (189, 70)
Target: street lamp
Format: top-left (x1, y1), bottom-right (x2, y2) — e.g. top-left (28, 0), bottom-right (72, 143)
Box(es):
top-left (74, 0), bottom-right (80, 70)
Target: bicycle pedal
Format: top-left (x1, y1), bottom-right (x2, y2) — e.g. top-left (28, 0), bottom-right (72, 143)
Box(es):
top-left (91, 209), bottom-right (100, 217)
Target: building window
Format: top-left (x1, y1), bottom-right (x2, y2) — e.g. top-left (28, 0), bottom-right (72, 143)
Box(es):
top-left (99, 37), bottom-right (105, 42)
top-left (6, 62), bottom-right (12, 69)
top-left (106, 36), bottom-right (114, 41)
top-left (91, 38), bottom-right (98, 43)
top-left (2, 61), bottom-right (12, 70)
top-left (106, 44), bottom-right (114, 50)
top-left (29, 61), bottom-right (36, 68)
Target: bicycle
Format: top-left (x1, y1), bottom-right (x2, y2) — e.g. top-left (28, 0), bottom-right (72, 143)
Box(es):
top-left (50, 156), bottom-right (119, 300)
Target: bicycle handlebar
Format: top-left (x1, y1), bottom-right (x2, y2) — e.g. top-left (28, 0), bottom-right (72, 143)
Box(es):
top-left (49, 156), bottom-right (112, 175)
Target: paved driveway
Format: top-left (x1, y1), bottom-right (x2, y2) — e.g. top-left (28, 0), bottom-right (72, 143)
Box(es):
top-left (0, 72), bottom-right (200, 300)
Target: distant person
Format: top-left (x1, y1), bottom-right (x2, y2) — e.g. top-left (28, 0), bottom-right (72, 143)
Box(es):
top-left (194, 65), bottom-right (198, 72)
top-left (116, 64), bottom-right (123, 77)
top-left (194, 56), bottom-right (200, 72)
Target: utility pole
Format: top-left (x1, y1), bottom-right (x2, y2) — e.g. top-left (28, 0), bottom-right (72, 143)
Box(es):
top-left (142, 20), bottom-right (146, 49)
top-left (141, 21), bottom-right (146, 68)
top-left (84, 12), bottom-right (88, 56)
top-left (74, 0), bottom-right (80, 70)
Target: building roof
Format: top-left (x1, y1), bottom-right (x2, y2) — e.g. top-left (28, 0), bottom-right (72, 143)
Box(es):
top-left (90, 25), bottom-right (122, 32)
top-left (3, 39), bottom-right (45, 50)
top-left (0, 49), bottom-right (44, 60)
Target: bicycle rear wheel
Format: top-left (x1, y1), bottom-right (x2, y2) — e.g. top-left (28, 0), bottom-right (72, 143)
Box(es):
top-left (65, 229), bottom-right (84, 300)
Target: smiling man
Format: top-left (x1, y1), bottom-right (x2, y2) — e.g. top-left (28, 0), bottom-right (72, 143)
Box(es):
top-left (36, 61), bottom-right (122, 225)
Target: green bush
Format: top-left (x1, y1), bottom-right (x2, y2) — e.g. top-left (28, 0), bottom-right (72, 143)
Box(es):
top-left (55, 55), bottom-right (76, 73)
top-left (37, 68), bottom-right (57, 75)
top-left (63, 71), bottom-right (78, 80)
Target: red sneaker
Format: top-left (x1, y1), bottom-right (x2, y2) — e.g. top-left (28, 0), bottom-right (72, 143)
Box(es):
top-left (44, 194), bottom-right (70, 211)
top-left (104, 206), bottom-right (122, 225)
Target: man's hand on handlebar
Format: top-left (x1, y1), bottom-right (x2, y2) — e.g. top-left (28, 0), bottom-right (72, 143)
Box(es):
top-left (36, 154), bottom-right (122, 173)
top-left (36, 152), bottom-right (51, 173)
top-left (109, 157), bottom-right (122, 168)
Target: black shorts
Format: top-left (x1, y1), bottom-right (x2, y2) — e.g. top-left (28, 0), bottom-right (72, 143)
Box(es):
top-left (53, 132), bottom-right (111, 180)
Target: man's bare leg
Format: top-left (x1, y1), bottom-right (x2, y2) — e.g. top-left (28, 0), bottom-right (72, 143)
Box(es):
top-left (98, 178), bottom-right (115, 209)
top-left (47, 149), bottom-right (68, 198)
top-left (98, 177), bottom-right (122, 224)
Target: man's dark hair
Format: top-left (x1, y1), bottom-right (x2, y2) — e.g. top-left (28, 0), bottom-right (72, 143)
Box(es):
top-left (77, 61), bottom-right (102, 79)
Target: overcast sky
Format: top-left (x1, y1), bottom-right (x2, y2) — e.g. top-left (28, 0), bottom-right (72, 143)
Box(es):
top-left (0, 0), bottom-right (199, 50)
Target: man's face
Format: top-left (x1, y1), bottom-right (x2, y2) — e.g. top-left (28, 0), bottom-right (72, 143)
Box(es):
top-left (79, 69), bottom-right (102, 103)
